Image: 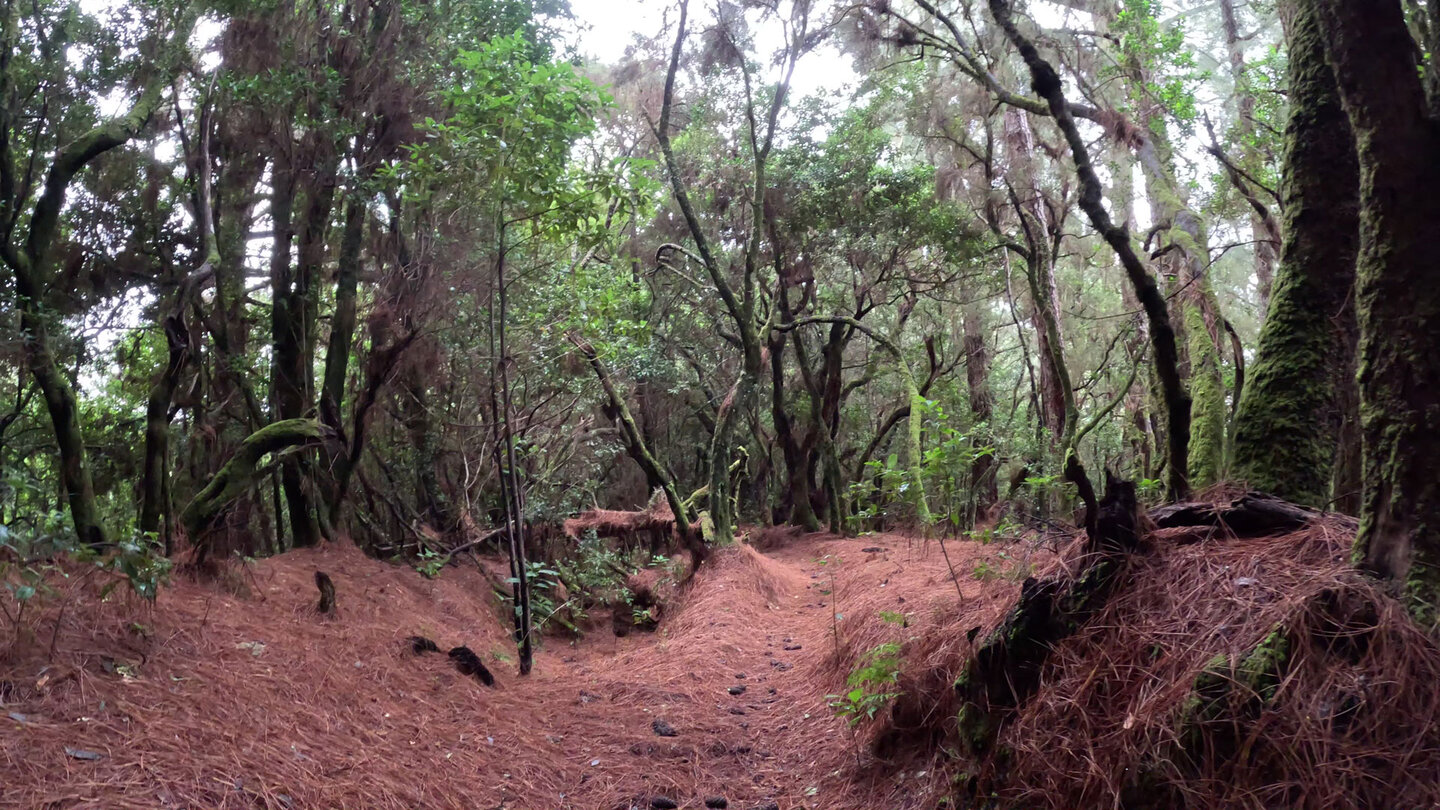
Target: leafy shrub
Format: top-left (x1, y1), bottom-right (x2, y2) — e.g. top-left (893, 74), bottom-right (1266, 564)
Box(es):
top-left (829, 641), bottom-right (903, 726)
top-left (1, 520), bottom-right (171, 646)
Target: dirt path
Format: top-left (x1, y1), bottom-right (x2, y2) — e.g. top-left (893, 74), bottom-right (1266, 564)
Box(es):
top-left (0, 533), bottom-right (1031, 809)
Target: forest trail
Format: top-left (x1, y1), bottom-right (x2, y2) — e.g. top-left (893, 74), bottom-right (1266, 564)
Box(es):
top-left (0, 533), bottom-right (1031, 809)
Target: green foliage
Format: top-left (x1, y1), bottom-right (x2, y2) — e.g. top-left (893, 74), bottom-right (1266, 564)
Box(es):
top-left (849, 455), bottom-right (911, 528)
top-left (553, 531), bottom-right (626, 595)
top-left (920, 401), bottom-right (995, 530)
top-left (878, 610), bottom-right (909, 626)
top-left (828, 641), bottom-right (903, 726)
top-left (1136, 477), bottom-right (1164, 503)
top-left (507, 561), bottom-right (562, 626)
top-left (396, 32), bottom-right (617, 221)
top-left (105, 533), bottom-right (173, 602)
top-left (415, 548), bottom-right (446, 579)
top-left (0, 512), bottom-right (171, 642)
top-left (965, 516), bottom-right (1023, 545)
top-left (1110, 0), bottom-right (1209, 130)
top-left (971, 552), bottom-right (1031, 583)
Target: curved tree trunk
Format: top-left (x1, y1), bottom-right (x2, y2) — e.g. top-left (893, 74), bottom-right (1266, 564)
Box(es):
top-left (0, 17), bottom-right (192, 546)
top-left (986, 0), bottom-right (1191, 501)
top-left (182, 419), bottom-right (327, 561)
top-left (572, 336), bottom-right (705, 567)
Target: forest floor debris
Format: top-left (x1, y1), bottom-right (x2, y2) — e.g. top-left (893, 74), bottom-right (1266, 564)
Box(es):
top-left (873, 507), bottom-right (1440, 809)
top-left (0, 531), bottom-right (1009, 809)
top-left (4, 506), bottom-right (1438, 809)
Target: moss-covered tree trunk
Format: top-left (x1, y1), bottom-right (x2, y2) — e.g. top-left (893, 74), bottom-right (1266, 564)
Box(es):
top-left (0, 16), bottom-right (191, 546)
top-left (1183, 296), bottom-right (1227, 488)
top-left (1308, 0), bottom-right (1440, 616)
top-left (1002, 108), bottom-right (1069, 444)
top-left (1102, 0), bottom-right (1227, 491)
top-left (1024, 248), bottom-right (1073, 446)
top-left (963, 305), bottom-right (998, 517)
top-left (182, 419), bottom-right (327, 561)
top-left (1136, 122), bottom-right (1226, 489)
top-left (1230, 1), bottom-right (1359, 508)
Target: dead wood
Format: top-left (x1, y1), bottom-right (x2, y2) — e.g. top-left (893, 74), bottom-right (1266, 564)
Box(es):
top-left (1148, 490), bottom-right (1319, 536)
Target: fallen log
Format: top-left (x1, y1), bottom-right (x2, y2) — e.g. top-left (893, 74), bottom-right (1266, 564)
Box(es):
top-left (563, 490), bottom-right (701, 551)
top-left (1148, 491), bottom-right (1317, 536)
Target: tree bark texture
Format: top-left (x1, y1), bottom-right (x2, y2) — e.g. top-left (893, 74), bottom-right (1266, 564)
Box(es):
top-left (1310, 0), bottom-right (1440, 615)
top-left (1231, 1), bottom-right (1359, 509)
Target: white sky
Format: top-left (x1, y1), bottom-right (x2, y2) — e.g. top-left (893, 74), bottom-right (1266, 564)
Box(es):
top-left (566, 0), bottom-right (859, 99)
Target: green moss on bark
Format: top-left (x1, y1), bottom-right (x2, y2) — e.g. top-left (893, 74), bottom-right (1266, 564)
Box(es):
top-left (1230, 2), bottom-right (1359, 507)
top-left (1185, 304), bottom-right (1226, 488)
top-left (182, 419), bottom-right (326, 553)
top-left (1237, 626), bottom-right (1290, 702)
top-left (1310, 0), bottom-right (1440, 618)
top-left (1180, 626), bottom-right (1290, 755)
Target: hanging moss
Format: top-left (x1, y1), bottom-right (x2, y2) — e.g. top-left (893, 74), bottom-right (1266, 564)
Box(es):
top-left (1185, 304), bottom-right (1226, 488)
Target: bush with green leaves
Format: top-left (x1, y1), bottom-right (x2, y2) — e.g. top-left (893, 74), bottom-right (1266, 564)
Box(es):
top-left (507, 561), bottom-right (565, 636)
top-left (971, 551), bottom-right (1032, 583)
top-left (414, 548), bottom-right (446, 579)
top-left (1, 519), bottom-right (171, 645)
top-left (828, 641), bottom-right (904, 726)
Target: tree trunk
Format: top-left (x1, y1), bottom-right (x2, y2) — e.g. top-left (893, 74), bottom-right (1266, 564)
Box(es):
top-left (573, 337), bottom-right (705, 567)
top-left (1134, 119), bottom-right (1226, 489)
top-left (490, 221), bottom-right (532, 674)
top-left (946, 474), bottom-right (1139, 756)
top-left (1231, 0), bottom-right (1359, 508)
top-left (320, 192), bottom-right (366, 524)
top-left (987, 0), bottom-right (1191, 501)
top-left (269, 153), bottom-right (326, 548)
top-left (140, 301), bottom-right (193, 535)
top-left (1219, 0), bottom-right (1281, 308)
top-left (811, 319), bottom-right (848, 533)
top-left (1309, 0), bottom-right (1440, 615)
top-left (1003, 107), bottom-right (1068, 443)
top-left (0, 34), bottom-right (189, 547)
top-left (1183, 295), bottom-right (1227, 488)
top-left (182, 419), bottom-right (327, 562)
top-left (19, 311), bottom-right (105, 547)
top-left (1022, 249), bottom-right (1076, 449)
top-left (963, 306), bottom-right (998, 518)
top-left (401, 371), bottom-right (448, 532)
top-left (770, 318), bottom-right (820, 530)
